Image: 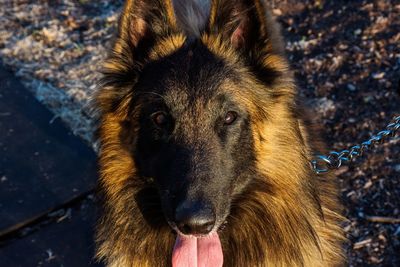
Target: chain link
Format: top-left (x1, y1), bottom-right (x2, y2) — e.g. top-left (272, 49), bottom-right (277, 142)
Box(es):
top-left (311, 115), bottom-right (400, 174)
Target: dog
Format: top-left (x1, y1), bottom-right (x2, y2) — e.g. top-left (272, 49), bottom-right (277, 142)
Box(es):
top-left (94, 0), bottom-right (345, 266)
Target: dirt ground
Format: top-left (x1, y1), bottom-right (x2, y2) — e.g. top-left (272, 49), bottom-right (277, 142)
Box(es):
top-left (274, 1), bottom-right (400, 266)
top-left (0, 0), bottom-right (399, 266)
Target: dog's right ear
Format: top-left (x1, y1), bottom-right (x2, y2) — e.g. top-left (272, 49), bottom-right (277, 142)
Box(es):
top-left (98, 0), bottom-right (179, 115)
top-left (114, 0), bottom-right (178, 58)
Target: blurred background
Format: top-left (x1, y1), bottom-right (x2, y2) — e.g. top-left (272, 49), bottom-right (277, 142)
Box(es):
top-left (0, 0), bottom-right (399, 266)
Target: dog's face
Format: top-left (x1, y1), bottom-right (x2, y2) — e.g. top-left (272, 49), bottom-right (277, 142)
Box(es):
top-left (128, 43), bottom-right (256, 235)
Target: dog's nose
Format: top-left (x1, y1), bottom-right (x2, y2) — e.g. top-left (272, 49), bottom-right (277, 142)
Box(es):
top-left (174, 200), bottom-right (216, 235)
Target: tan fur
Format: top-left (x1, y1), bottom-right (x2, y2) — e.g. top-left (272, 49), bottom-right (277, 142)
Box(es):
top-left (148, 34), bottom-right (187, 60)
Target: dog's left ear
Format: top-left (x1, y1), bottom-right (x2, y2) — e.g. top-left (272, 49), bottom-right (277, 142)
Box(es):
top-left (207, 0), bottom-right (284, 55)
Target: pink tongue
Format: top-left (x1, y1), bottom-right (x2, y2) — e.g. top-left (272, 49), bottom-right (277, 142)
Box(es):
top-left (172, 232), bottom-right (223, 267)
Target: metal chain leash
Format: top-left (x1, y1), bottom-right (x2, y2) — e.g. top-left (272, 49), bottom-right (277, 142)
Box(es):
top-left (311, 115), bottom-right (400, 174)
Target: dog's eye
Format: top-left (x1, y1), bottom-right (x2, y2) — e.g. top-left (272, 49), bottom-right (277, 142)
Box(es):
top-left (224, 111), bottom-right (238, 125)
top-left (151, 112), bottom-right (168, 127)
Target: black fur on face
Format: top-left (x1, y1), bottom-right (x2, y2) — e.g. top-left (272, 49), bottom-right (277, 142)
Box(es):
top-left (120, 41), bottom-right (257, 235)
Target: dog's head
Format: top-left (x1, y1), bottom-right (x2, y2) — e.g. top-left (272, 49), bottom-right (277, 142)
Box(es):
top-left (131, 47), bottom-right (258, 235)
top-left (97, 0), bottom-right (295, 237)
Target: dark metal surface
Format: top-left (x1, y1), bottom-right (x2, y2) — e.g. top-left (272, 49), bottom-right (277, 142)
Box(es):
top-left (0, 199), bottom-right (102, 267)
top-left (0, 65), bottom-right (97, 235)
top-left (0, 65), bottom-right (100, 266)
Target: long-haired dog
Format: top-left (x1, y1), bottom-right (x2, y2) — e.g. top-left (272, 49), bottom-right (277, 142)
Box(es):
top-left (94, 0), bottom-right (345, 266)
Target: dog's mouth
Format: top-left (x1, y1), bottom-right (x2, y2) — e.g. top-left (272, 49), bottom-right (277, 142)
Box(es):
top-left (172, 231), bottom-right (223, 267)
top-left (159, 192), bottom-right (229, 267)
top-left (166, 217), bottom-right (225, 267)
